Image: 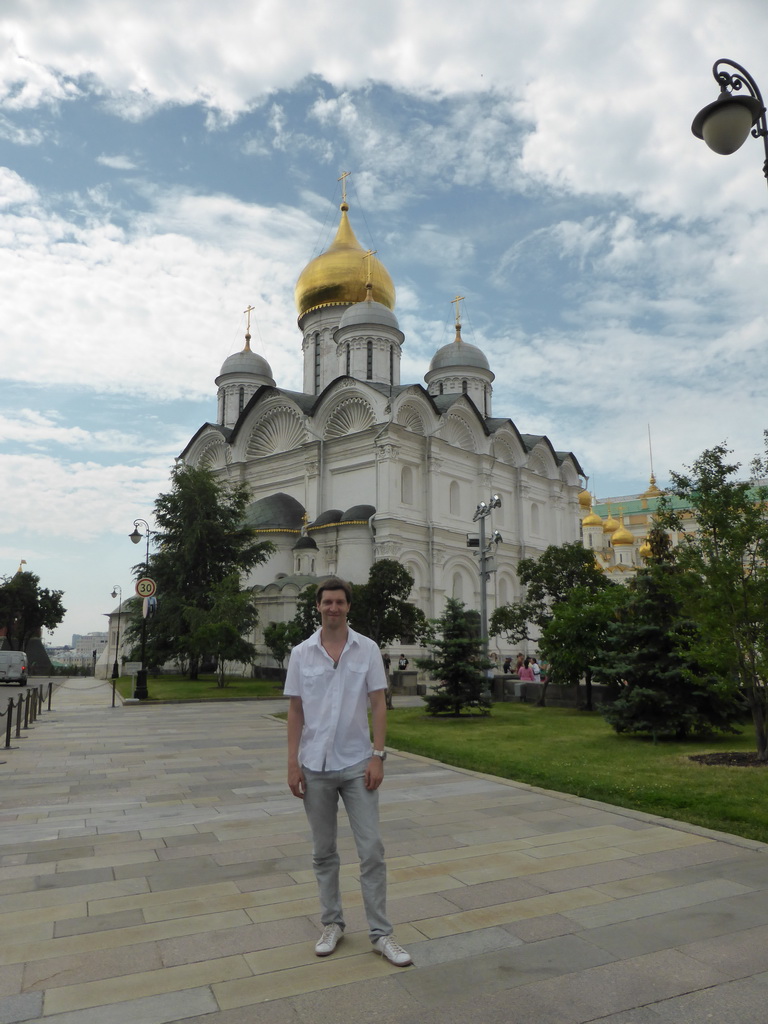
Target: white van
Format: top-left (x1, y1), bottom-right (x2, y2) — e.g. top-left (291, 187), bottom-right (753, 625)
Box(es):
top-left (0, 651), bottom-right (28, 685)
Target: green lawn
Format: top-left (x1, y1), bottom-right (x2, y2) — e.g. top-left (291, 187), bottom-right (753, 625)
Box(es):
top-left (384, 703), bottom-right (768, 845)
top-left (112, 674), bottom-right (285, 701)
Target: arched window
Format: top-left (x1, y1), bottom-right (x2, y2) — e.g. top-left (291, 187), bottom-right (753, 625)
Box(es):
top-left (314, 332), bottom-right (321, 393)
top-left (438, 382), bottom-right (444, 395)
top-left (449, 480), bottom-right (460, 516)
top-left (366, 340), bottom-right (373, 380)
top-left (483, 385), bottom-right (488, 416)
top-left (218, 392), bottom-right (225, 425)
top-left (531, 502), bottom-right (540, 535)
top-left (452, 572), bottom-right (463, 601)
top-left (238, 386), bottom-right (245, 415)
top-left (401, 465), bottom-right (414, 505)
top-left (389, 344), bottom-right (394, 383)
top-left (346, 344), bottom-right (351, 376)
top-left (462, 379), bottom-right (468, 395)
top-left (498, 577), bottom-right (508, 606)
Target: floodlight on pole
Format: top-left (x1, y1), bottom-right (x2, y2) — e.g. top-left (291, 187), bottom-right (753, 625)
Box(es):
top-left (472, 493), bottom-right (502, 660)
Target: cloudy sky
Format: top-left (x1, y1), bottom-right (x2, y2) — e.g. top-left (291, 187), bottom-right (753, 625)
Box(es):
top-left (2, 0), bottom-right (768, 645)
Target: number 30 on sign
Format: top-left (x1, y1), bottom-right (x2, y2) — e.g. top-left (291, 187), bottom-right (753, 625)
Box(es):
top-left (136, 578), bottom-right (157, 598)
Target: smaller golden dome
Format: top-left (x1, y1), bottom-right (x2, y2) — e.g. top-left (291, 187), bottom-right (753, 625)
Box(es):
top-left (578, 489), bottom-right (592, 509)
top-left (582, 509), bottom-right (603, 527)
top-left (643, 473), bottom-right (663, 498)
top-left (603, 509), bottom-right (619, 534)
top-left (612, 516), bottom-right (634, 546)
top-left (639, 538), bottom-right (652, 559)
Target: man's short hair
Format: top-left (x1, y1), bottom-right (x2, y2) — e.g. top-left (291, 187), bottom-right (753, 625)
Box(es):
top-left (316, 577), bottom-right (352, 604)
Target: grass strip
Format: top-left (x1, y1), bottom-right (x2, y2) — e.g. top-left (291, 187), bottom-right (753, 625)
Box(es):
top-left (384, 703), bottom-right (768, 845)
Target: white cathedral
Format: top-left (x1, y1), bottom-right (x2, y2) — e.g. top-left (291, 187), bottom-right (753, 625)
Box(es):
top-left (179, 194), bottom-right (586, 661)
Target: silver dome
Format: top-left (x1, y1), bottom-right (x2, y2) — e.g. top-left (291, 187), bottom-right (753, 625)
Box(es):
top-left (217, 347), bottom-right (275, 383)
top-left (338, 300), bottom-right (401, 333)
top-left (429, 339), bottom-right (490, 372)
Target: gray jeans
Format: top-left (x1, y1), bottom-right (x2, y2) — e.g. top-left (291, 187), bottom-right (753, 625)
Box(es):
top-left (302, 759), bottom-right (392, 942)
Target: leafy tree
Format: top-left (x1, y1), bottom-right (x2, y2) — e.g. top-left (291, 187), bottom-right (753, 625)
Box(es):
top-left (656, 442), bottom-right (768, 757)
top-left (125, 465), bottom-right (273, 679)
top-left (0, 571), bottom-right (66, 651)
top-left (264, 620), bottom-right (303, 668)
top-left (540, 584), bottom-right (629, 710)
top-left (490, 542), bottom-right (610, 704)
top-left (349, 560), bottom-right (431, 647)
top-left (593, 527), bottom-right (741, 740)
top-left (184, 575), bottom-right (258, 687)
top-left (289, 584), bottom-right (321, 641)
top-left (417, 598), bottom-right (492, 716)
top-left (349, 559), bottom-right (431, 708)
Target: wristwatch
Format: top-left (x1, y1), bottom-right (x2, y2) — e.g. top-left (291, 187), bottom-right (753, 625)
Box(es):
top-left (372, 749), bottom-right (387, 760)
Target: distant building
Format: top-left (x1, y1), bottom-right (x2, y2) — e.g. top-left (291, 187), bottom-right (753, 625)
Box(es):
top-left (578, 475), bottom-right (696, 581)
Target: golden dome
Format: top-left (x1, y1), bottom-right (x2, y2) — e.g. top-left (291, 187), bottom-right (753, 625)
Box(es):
top-left (582, 509), bottom-right (602, 527)
top-left (639, 537), bottom-right (652, 559)
top-left (643, 473), bottom-right (663, 498)
top-left (578, 489), bottom-right (592, 509)
top-left (612, 516), bottom-right (634, 546)
top-left (603, 509), bottom-right (619, 534)
top-left (294, 202), bottom-right (396, 319)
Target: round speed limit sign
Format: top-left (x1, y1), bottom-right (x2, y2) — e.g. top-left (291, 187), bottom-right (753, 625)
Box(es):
top-left (136, 577), bottom-right (157, 598)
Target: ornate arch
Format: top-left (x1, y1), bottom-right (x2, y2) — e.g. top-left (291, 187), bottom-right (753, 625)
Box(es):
top-left (396, 403), bottom-right (426, 436)
top-left (246, 406), bottom-right (308, 458)
top-left (492, 432), bottom-right (525, 467)
top-left (324, 396), bottom-right (376, 439)
top-left (441, 414), bottom-right (478, 452)
top-left (194, 437), bottom-right (229, 471)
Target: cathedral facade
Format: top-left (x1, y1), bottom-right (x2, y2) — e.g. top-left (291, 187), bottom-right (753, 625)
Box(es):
top-left (180, 197), bottom-right (585, 659)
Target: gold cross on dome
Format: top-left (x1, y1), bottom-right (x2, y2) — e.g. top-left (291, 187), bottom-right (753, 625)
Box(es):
top-left (243, 304), bottom-right (255, 332)
top-left (451, 295), bottom-right (465, 327)
top-left (338, 170), bottom-right (351, 203)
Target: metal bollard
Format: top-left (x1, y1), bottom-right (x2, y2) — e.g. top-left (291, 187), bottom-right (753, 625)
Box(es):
top-left (4, 698), bottom-right (12, 748)
top-left (15, 694), bottom-right (23, 738)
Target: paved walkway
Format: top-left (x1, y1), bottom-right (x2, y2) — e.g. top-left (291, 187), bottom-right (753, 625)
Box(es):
top-left (1, 678), bottom-right (767, 1024)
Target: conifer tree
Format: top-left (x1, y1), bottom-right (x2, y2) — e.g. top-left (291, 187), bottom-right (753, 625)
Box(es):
top-left (418, 598), bottom-right (492, 716)
top-left (594, 527), bottom-right (741, 740)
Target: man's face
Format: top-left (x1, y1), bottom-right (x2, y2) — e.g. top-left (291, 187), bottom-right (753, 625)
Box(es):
top-left (317, 588), bottom-right (351, 628)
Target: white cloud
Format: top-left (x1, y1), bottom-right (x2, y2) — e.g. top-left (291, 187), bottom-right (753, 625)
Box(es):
top-left (96, 153), bottom-right (138, 170)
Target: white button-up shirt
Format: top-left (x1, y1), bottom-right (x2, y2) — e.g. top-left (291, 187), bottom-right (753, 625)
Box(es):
top-left (284, 626), bottom-right (387, 771)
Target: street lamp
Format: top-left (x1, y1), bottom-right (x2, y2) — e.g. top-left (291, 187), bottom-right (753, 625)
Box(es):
top-left (692, 59), bottom-right (768, 181)
top-left (130, 519), bottom-right (151, 700)
top-left (472, 493), bottom-right (502, 659)
top-left (110, 585), bottom-right (122, 680)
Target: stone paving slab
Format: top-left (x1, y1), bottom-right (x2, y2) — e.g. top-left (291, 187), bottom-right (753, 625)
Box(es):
top-left (0, 676), bottom-right (766, 1023)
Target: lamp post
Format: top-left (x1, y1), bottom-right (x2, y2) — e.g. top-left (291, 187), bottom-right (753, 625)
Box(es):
top-left (110, 585), bottom-right (122, 708)
top-left (129, 519), bottom-right (151, 700)
top-left (472, 493), bottom-right (502, 659)
top-left (692, 59), bottom-right (768, 182)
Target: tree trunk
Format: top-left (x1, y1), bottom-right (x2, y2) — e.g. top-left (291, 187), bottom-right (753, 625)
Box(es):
top-left (536, 678), bottom-right (549, 706)
top-left (583, 668), bottom-right (593, 712)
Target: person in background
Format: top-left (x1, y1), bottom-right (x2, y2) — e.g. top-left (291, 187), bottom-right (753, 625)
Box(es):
top-left (503, 656), bottom-right (512, 674)
top-left (398, 654), bottom-right (409, 671)
top-left (517, 657), bottom-right (535, 682)
top-left (531, 657), bottom-right (542, 684)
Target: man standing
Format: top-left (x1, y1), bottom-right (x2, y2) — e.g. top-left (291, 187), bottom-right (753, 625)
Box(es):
top-left (286, 577), bottom-right (412, 967)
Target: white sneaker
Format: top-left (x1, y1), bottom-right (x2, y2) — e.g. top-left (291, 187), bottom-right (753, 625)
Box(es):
top-left (315, 924), bottom-right (344, 956)
top-left (373, 935), bottom-right (412, 966)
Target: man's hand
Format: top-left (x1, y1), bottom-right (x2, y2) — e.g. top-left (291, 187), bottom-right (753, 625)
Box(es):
top-left (364, 755), bottom-right (384, 791)
top-left (288, 763), bottom-right (306, 799)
